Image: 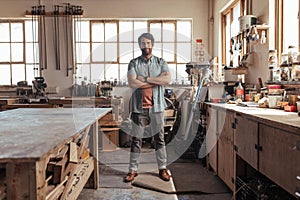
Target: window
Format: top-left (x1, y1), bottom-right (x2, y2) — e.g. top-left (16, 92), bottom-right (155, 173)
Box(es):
top-left (281, 0), bottom-right (299, 53)
top-left (74, 19), bottom-right (192, 84)
top-left (0, 20), bottom-right (39, 85)
top-left (222, 1), bottom-right (242, 68)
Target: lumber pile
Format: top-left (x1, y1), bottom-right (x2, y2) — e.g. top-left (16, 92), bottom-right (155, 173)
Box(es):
top-left (45, 126), bottom-right (94, 200)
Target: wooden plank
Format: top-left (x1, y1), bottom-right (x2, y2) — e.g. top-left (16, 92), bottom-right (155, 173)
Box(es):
top-left (61, 157), bottom-right (94, 200)
top-left (80, 148), bottom-right (90, 161)
top-left (53, 156), bottom-right (68, 184)
top-left (69, 142), bottom-right (78, 164)
top-left (56, 145), bottom-right (69, 161)
top-left (46, 175), bottom-right (68, 200)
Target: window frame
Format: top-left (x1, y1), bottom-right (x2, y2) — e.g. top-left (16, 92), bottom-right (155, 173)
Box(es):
top-left (75, 18), bottom-right (192, 83)
top-left (0, 19), bottom-right (39, 85)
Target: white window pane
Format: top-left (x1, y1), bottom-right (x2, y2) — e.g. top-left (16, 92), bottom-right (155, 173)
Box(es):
top-left (120, 43), bottom-right (133, 63)
top-left (177, 43), bottom-right (191, 63)
top-left (105, 23), bottom-right (117, 42)
top-left (25, 20), bottom-right (38, 42)
top-left (11, 43), bottom-right (24, 62)
top-left (150, 23), bottom-right (161, 42)
top-left (163, 43), bottom-right (175, 62)
top-left (76, 21), bottom-right (90, 42)
top-left (92, 43), bottom-right (104, 62)
top-left (11, 23), bottom-right (23, 42)
top-left (76, 64), bottom-right (90, 83)
top-left (283, 0), bottom-right (299, 51)
top-left (177, 64), bottom-right (189, 83)
top-left (92, 23), bottom-right (104, 42)
top-left (0, 43), bottom-right (10, 62)
top-left (120, 21), bottom-right (133, 42)
top-left (76, 43), bottom-right (90, 63)
top-left (134, 21), bottom-right (147, 42)
top-left (231, 2), bottom-right (240, 36)
top-left (163, 23), bottom-right (175, 42)
top-left (106, 64), bottom-right (118, 80)
top-left (0, 23), bottom-right (9, 42)
top-left (91, 64), bottom-right (104, 82)
top-left (26, 65), bottom-right (36, 84)
top-left (12, 64), bottom-right (25, 84)
top-left (120, 64), bottom-right (128, 82)
top-left (153, 42), bottom-right (162, 58)
top-left (168, 64), bottom-right (177, 82)
top-left (134, 43), bottom-right (141, 58)
top-left (0, 65), bottom-right (10, 85)
top-left (177, 21), bottom-right (191, 42)
top-left (226, 14), bottom-right (231, 66)
top-left (105, 43), bottom-right (117, 62)
top-left (26, 43), bottom-right (39, 63)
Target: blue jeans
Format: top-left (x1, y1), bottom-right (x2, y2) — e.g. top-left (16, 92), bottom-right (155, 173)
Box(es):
top-left (129, 108), bottom-right (167, 172)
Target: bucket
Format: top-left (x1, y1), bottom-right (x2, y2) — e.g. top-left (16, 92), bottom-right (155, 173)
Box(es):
top-left (239, 15), bottom-right (257, 31)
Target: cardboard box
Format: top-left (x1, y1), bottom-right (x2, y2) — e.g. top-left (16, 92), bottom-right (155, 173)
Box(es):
top-left (99, 128), bottom-right (119, 151)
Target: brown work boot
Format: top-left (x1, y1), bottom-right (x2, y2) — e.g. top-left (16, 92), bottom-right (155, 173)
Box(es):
top-left (159, 169), bottom-right (170, 181)
top-left (124, 171), bottom-right (138, 182)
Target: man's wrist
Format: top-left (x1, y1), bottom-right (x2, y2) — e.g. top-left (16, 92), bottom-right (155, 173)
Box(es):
top-left (144, 76), bottom-right (148, 83)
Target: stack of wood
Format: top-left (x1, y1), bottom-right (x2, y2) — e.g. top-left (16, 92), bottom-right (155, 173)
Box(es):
top-left (45, 126), bottom-right (94, 200)
top-left (99, 112), bottom-right (120, 151)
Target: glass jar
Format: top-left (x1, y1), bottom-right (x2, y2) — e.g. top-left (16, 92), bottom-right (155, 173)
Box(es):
top-left (281, 53), bottom-right (288, 65)
top-left (288, 45), bottom-right (298, 64)
top-left (292, 62), bottom-right (300, 81)
top-left (269, 50), bottom-right (278, 65)
top-left (268, 50), bottom-right (278, 82)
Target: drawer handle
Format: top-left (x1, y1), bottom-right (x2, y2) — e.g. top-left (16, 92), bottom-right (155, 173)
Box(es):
top-left (295, 191), bottom-right (300, 198)
top-left (297, 176), bottom-right (300, 181)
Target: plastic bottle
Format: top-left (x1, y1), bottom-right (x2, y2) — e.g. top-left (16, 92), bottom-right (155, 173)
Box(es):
top-left (236, 81), bottom-right (244, 101)
top-left (195, 39), bottom-right (205, 63)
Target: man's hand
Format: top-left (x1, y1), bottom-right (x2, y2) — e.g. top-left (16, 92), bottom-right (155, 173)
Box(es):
top-left (137, 76), bottom-right (146, 82)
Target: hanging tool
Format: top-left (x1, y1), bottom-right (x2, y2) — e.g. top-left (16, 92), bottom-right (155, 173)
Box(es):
top-left (42, 5), bottom-right (47, 69)
top-left (53, 5), bottom-right (60, 70)
top-left (64, 3), bottom-right (71, 77)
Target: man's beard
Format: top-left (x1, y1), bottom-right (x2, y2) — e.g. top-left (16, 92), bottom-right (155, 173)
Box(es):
top-left (141, 48), bottom-right (152, 56)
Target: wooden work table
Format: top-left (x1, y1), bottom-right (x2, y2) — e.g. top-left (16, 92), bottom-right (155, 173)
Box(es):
top-left (204, 103), bottom-right (300, 199)
top-left (0, 108), bottom-right (111, 200)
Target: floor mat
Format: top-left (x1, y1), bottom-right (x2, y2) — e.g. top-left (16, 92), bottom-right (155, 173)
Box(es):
top-left (168, 162), bottom-right (230, 194)
top-left (132, 170), bottom-right (176, 194)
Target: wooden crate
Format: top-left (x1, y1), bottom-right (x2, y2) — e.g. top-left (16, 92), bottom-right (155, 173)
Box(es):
top-left (100, 128), bottom-right (119, 151)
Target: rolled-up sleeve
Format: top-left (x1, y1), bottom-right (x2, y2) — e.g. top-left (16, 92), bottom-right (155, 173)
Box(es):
top-left (160, 58), bottom-right (169, 73)
top-left (127, 60), bottom-right (136, 76)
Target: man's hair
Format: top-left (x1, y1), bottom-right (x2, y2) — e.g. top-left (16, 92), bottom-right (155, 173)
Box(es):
top-left (138, 33), bottom-right (155, 45)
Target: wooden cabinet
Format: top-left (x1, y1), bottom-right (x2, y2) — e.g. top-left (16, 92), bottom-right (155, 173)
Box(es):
top-left (206, 106), bottom-right (235, 190)
top-left (205, 103), bottom-right (300, 198)
top-left (259, 124), bottom-right (300, 197)
top-left (206, 106), bottom-right (218, 172)
top-left (234, 113), bottom-right (258, 170)
top-left (217, 109), bottom-right (235, 191)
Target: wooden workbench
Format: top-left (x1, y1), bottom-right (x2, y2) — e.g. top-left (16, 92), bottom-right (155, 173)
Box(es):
top-left (0, 108), bottom-right (111, 200)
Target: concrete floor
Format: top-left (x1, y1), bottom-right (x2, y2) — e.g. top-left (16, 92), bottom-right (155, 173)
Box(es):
top-left (78, 144), bottom-right (233, 200)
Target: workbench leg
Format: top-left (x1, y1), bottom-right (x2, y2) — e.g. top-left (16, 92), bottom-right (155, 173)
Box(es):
top-left (86, 121), bottom-right (99, 188)
top-left (6, 160), bottom-right (46, 200)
